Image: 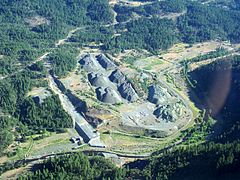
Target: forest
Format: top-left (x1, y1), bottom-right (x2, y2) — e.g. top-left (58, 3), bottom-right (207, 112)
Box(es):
top-left (0, 0), bottom-right (113, 154)
top-left (0, 70), bottom-right (72, 154)
top-left (101, 0), bottom-right (240, 53)
top-left (114, 0), bottom-right (186, 23)
top-left (18, 142), bottom-right (240, 180)
top-left (1, 0), bottom-right (240, 73)
top-left (178, 2), bottom-right (240, 43)
top-left (69, 25), bottom-right (114, 47)
top-left (1, 0), bottom-right (240, 178)
top-left (48, 46), bottom-right (79, 77)
top-left (0, 0), bottom-right (113, 76)
top-left (107, 17), bottom-right (178, 52)
top-left (189, 55), bottom-right (240, 143)
top-left (19, 95), bottom-right (72, 130)
top-left (0, 116), bottom-right (15, 156)
top-left (19, 152), bottom-right (125, 180)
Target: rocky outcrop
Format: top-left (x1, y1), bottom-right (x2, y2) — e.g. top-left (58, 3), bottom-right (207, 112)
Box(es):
top-left (96, 87), bottom-right (122, 104)
top-left (79, 54), bottom-right (102, 72)
top-left (118, 82), bottom-right (138, 102)
top-left (96, 54), bottom-right (116, 70)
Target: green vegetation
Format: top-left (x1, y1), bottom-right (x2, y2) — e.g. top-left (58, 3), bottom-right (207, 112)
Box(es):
top-left (18, 142), bottom-right (240, 179)
top-left (0, 57), bottom-right (17, 75)
top-left (114, 0), bottom-right (186, 22)
top-left (19, 152), bottom-right (125, 179)
top-left (19, 95), bottom-right (72, 130)
top-left (147, 141), bottom-right (240, 179)
top-left (111, 0), bottom-right (240, 53)
top-left (177, 110), bottom-right (215, 145)
top-left (1, 1), bottom-right (240, 179)
top-left (164, 73), bottom-right (182, 91)
top-left (28, 61), bottom-right (46, 74)
top-left (107, 17), bottom-right (178, 52)
top-left (189, 55), bottom-right (240, 142)
top-left (49, 46), bottom-right (78, 77)
top-left (178, 2), bottom-right (240, 43)
top-left (0, 70), bottom-right (72, 155)
top-left (0, 0), bottom-right (113, 154)
top-left (184, 48), bottom-right (230, 63)
top-left (69, 25), bottom-right (114, 46)
top-left (0, 71), bottom-right (33, 114)
top-left (122, 56), bottom-right (138, 66)
top-left (0, 116), bottom-right (15, 156)
top-left (143, 59), bottom-right (163, 70)
top-left (181, 61), bottom-right (196, 88)
top-left (0, 0), bottom-right (113, 76)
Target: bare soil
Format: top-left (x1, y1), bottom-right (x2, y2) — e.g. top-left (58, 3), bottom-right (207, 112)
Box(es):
top-left (25, 16), bottom-right (50, 27)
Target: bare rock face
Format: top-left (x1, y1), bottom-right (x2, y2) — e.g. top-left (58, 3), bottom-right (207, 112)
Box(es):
top-left (96, 54), bottom-right (116, 70)
top-left (118, 82), bottom-right (138, 102)
top-left (79, 54), bottom-right (102, 72)
top-left (88, 73), bottom-right (109, 87)
top-left (96, 87), bottom-right (122, 104)
top-left (109, 69), bottom-right (126, 85)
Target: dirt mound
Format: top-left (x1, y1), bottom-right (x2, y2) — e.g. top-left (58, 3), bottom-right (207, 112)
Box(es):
top-left (96, 54), bottom-right (116, 70)
top-left (118, 82), bottom-right (138, 102)
top-left (96, 87), bottom-right (122, 104)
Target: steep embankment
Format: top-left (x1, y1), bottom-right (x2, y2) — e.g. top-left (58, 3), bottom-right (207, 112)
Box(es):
top-left (189, 55), bottom-right (240, 142)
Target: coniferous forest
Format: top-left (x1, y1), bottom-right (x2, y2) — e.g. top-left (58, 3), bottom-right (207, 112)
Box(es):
top-left (1, 0), bottom-right (240, 179)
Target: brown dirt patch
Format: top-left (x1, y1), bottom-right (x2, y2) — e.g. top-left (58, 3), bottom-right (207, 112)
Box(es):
top-left (0, 156), bottom-right (8, 164)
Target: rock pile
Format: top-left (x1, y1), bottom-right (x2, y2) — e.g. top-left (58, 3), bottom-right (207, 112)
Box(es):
top-left (80, 53), bottom-right (139, 103)
top-left (96, 54), bottom-right (116, 70)
top-left (148, 85), bottom-right (171, 105)
top-left (88, 73), bottom-right (109, 87)
top-left (118, 82), bottom-right (138, 102)
top-left (154, 105), bottom-right (176, 122)
top-left (109, 69), bottom-right (138, 102)
top-left (79, 54), bottom-right (102, 72)
top-left (96, 87), bottom-right (122, 104)
top-left (148, 85), bottom-right (183, 122)
top-left (109, 69), bottom-right (126, 85)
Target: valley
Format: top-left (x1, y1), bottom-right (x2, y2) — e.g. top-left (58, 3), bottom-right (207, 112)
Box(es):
top-left (1, 0), bottom-right (240, 179)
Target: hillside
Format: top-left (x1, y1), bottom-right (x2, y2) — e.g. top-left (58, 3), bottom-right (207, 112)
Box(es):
top-left (0, 0), bottom-right (240, 179)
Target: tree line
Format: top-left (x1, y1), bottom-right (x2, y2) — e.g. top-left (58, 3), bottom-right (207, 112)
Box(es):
top-left (18, 141), bottom-right (240, 179)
